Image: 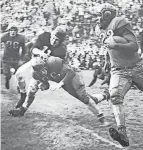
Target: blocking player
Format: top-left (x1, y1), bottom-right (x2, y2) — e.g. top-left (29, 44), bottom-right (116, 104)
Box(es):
top-left (1, 24), bottom-right (26, 89)
top-left (15, 26), bottom-right (67, 109)
top-left (97, 3), bottom-right (143, 147)
top-left (9, 56), bottom-right (110, 126)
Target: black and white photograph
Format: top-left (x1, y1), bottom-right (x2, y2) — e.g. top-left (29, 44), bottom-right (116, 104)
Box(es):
top-left (1, 0), bottom-right (143, 149)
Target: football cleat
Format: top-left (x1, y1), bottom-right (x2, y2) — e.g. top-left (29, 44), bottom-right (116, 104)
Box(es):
top-left (9, 107), bottom-right (26, 117)
top-left (109, 126), bottom-right (129, 147)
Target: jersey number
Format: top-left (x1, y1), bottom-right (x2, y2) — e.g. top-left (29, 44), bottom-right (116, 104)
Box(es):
top-left (6, 41), bottom-right (19, 49)
top-left (99, 30), bottom-right (114, 43)
top-left (40, 67), bottom-right (47, 75)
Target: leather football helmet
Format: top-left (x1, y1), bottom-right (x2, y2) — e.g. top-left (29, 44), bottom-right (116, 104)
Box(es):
top-left (52, 25), bottom-right (67, 43)
top-left (98, 3), bottom-right (117, 29)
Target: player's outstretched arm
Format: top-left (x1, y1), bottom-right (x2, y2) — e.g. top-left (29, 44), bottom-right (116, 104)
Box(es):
top-left (9, 78), bottom-right (40, 117)
top-left (88, 70), bottom-right (98, 87)
top-left (101, 73), bottom-right (111, 85)
top-left (88, 75), bottom-right (97, 87)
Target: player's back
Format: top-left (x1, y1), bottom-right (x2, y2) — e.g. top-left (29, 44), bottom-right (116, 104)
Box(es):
top-left (45, 56), bottom-right (71, 82)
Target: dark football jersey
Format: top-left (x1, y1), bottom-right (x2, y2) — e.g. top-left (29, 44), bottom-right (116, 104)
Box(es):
top-left (1, 32), bottom-right (25, 61)
top-left (32, 56), bottom-right (74, 83)
top-left (32, 32), bottom-right (66, 59)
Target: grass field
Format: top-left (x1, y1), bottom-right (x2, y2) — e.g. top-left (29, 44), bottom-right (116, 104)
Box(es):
top-left (1, 70), bottom-right (143, 150)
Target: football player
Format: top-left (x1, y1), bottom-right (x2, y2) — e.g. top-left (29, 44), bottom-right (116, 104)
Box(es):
top-left (1, 24), bottom-right (26, 89)
top-left (9, 56), bottom-right (110, 126)
top-left (97, 3), bottom-right (143, 147)
top-left (88, 61), bottom-right (111, 87)
top-left (15, 26), bottom-right (67, 109)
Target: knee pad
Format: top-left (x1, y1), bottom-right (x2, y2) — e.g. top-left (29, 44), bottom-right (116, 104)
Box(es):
top-left (110, 89), bottom-right (123, 105)
top-left (110, 96), bottom-right (123, 105)
top-left (76, 86), bottom-right (89, 104)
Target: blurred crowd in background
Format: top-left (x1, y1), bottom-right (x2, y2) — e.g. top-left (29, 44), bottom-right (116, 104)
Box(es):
top-left (1, 0), bottom-right (143, 69)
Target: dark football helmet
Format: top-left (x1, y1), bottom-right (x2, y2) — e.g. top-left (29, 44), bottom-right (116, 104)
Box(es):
top-left (51, 26), bottom-right (67, 43)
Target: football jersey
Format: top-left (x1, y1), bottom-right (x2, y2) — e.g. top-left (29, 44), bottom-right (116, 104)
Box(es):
top-left (32, 32), bottom-right (66, 59)
top-left (33, 56), bottom-right (73, 83)
top-left (101, 16), bottom-right (140, 68)
top-left (1, 32), bottom-right (25, 61)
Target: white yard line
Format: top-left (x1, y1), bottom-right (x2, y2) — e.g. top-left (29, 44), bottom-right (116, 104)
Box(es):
top-left (78, 126), bottom-right (123, 149)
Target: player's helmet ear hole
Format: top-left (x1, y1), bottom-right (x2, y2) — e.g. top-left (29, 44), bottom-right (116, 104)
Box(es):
top-left (103, 11), bottom-right (112, 19)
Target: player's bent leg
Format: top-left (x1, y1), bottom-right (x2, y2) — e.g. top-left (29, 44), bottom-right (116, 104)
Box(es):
top-left (90, 89), bottom-right (110, 104)
top-left (15, 61), bottom-right (32, 107)
top-left (71, 72), bottom-right (109, 124)
top-left (15, 71), bottom-right (26, 108)
top-left (9, 79), bottom-right (39, 117)
top-left (63, 81), bottom-right (79, 99)
top-left (15, 61), bottom-right (32, 92)
top-left (22, 79), bottom-right (39, 109)
top-left (75, 85), bottom-right (110, 126)
top-left (15, 72), bottom-right (26, 93)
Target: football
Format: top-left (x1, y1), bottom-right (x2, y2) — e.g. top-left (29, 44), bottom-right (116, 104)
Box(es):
top-left (113, 36), bottom-right (128, 44)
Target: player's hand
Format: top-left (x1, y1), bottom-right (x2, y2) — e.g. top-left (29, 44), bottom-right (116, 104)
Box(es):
top-left (104, 36), bottom-right (117, 49)
top-left (39, 51), bottom-right (48, 60)
top-left (50, 82), bottom-right (64, 91)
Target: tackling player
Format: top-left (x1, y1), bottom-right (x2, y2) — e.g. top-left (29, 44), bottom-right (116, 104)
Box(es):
top-left (9, 56), bottom-right (110, 126)
top-left (97, 3), bottom-right (143, 147)
top-left (15, 26), bottom-right (67, 109)
top-left (1, 24), bottom-right (26, 89)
